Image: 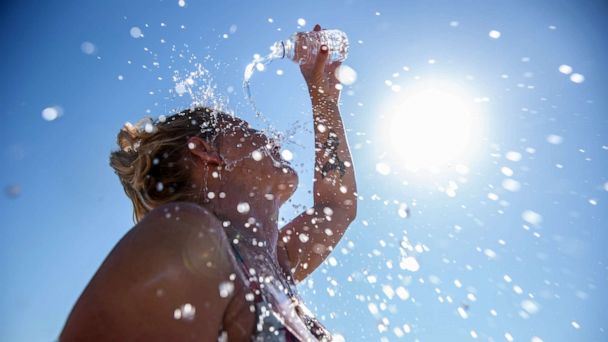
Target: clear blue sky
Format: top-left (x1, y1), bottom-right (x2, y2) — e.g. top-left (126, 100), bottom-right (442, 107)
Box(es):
top-left (1, 0), bottom-right (607, 341)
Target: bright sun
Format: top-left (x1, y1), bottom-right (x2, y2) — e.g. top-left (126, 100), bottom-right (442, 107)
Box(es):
top-left (384, 79), bottom-right (483, 172)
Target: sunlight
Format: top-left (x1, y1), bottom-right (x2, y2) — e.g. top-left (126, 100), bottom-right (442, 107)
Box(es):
top-left (383, 79), bottom-right (483, 173)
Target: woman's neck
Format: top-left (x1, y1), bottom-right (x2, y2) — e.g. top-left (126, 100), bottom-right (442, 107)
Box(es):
top-left (198, 192), bottom-right (281, 255)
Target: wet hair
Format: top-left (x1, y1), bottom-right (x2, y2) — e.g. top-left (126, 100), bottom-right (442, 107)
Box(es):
top-left (109, 107), bottom-right (222, 224)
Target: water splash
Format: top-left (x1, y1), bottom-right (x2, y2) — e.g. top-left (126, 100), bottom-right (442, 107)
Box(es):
top-left (242, 46), bottom-right (285, 125)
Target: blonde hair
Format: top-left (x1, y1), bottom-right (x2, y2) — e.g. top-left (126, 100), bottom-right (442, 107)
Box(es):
top-left (109, 107), bottom-right (222, 224)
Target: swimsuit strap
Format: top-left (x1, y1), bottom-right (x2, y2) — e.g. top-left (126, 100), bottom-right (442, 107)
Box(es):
top-left (229, 238), bottom-right (301, 341)
top-left (229, 238), bottom-right (264, 302)
top-left (228, 233), bottom-right (332, 341)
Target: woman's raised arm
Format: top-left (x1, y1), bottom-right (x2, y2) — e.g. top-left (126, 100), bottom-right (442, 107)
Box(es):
top-left (278, 24), bottom-right (357, 283)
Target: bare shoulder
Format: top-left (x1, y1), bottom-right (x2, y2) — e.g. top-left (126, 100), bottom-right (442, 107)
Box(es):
top-left (60, 202), bottom-right (238, 341)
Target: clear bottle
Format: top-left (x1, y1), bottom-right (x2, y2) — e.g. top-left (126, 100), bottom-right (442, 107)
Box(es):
top-left (243, 29), bottom-right (349, 116)
top-left (270, 29), bottom-right (349, 65)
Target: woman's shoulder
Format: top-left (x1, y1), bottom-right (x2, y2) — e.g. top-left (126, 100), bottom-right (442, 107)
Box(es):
top-left (104, 201), bottom-right (223, 268)
top-left (94, 201), bottom-right (226, 287)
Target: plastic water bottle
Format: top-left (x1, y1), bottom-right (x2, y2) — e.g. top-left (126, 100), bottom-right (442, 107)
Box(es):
top-left (271, 29), bottom-right (349, 65)
top-left (243, 29), bottom-right (349, 117)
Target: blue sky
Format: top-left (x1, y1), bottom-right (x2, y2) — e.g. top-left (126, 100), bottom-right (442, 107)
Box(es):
top-left (1, 0), bottom-right (607, 341)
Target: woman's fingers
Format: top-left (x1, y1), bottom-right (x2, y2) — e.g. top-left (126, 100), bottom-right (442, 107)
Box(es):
top-left (311, 44), bottom-right (329, 84)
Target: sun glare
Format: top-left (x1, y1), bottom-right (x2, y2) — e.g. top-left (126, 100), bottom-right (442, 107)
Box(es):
top-left (383, 80), bottom-right (483, 173)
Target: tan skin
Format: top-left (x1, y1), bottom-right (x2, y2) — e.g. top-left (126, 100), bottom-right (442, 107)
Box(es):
top-left (60, 24), bottom-right (356, 341)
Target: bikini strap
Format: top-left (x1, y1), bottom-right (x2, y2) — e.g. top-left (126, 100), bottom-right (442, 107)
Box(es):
top-left (229, 237), bottom-right (264, 303)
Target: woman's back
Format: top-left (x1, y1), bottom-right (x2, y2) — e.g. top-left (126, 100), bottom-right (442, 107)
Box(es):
top-left (60, 202), bottom-right (255, 341)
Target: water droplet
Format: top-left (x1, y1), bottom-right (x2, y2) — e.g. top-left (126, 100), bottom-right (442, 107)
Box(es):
top-left (522, 210), bottom-right (542, 225)
top-left (570, 73), bottom-right (585, 83)
top-left (382, 285), bottom-right (394, 299)
top-left (335, 65), bottom-right (357, 85)
top-left (488, 30), bottom-right (501, 39)
top-left (396, 286), bottom-right (410, 300)
top-left (41, 106), bottom-right (62, 121)
top-left (281, 149), bottom-right (293, 161)
top-left (398, 203), bottom-right (409, 218)
top-left (298, 233), bottom-right (309, 243)
top-left (251, 150), bottom-right (263, 161)
top-left (502, 178), bottom-right (521, 192)
top-left (175, 83), bottom-right (187, 95)
top-left (400, 256), bottom-right (420, 272)
top-left (328, 256), bottom-right (337, 266)
top-left (219, 281), bottom-right (235, 298)
top-left (500, 166), bottom-right (513, 177)
top-left (521, 299), bottom-right (540, 314)
top-left (237, 202), bottom-right (250, 214)
top-left (376, 162), bottom-right (391, 176)
top-left (297, 18), bottom-right (306, 26)
top-left (484, 248), bottom-right (497, 259)
top-left (456, 306), bottom-right (469, 319)
top-left (174, 303), bottom-right (195, 320)
top-left (559, 64), bottom-right (573, 75)
top-left (505, 151), bottom-right (522, 162)
top-left (368, 302), bottom-right (378, 315)
top-left (130, 26), bottom-right (143, 38)
top-left (513, 285), bottom-right (523, 294)
top-left (547, 134), bottom-right (564, 145)
top-left (144, 122), bottom-right (155, 133)
top-left (80, 41), bottom-right (96, 55)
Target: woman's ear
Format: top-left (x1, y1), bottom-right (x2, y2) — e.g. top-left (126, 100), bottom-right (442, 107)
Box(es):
top-left (187, 136), bottom-right (223, 166)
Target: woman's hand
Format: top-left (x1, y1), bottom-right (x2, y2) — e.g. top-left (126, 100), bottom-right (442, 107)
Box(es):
top-left (299, 24), bottom-right (342, 106)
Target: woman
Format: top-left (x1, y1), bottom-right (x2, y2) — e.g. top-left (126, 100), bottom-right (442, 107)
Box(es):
top-left (60, 24), bottom-right (357, 341)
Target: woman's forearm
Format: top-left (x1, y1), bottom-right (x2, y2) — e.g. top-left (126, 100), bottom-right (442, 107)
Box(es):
top-left (311, 99), bottom-right (357, 226)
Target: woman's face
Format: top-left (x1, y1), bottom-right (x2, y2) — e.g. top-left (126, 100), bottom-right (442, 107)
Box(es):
top-left (212, 115), bottom-right (298, 204)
